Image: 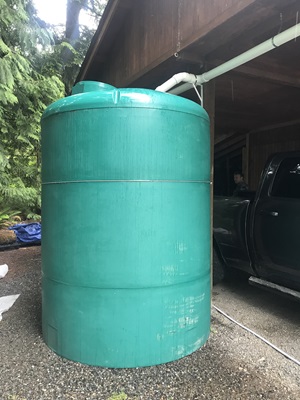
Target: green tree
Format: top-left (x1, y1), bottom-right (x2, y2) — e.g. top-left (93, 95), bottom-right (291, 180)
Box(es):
top-left (62, 0), bottom-right (107, 93)
top-left (0, 0), bottom-right (107, 221)
top-left (0, 0), bottom-right (64, 218)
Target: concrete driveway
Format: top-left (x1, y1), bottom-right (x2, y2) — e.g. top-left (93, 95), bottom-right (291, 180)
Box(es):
top-left (212, 273), bottom-right (300, 398)
top-left (213, 271), bottom-right (300, 363)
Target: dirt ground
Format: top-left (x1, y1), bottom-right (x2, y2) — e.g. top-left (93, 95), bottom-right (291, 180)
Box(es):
top-left (0, 246), bottom-right (299, 400)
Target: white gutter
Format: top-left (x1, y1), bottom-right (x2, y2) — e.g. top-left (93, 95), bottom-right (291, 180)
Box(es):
top-left (155, 22), bottom-right (300, 95)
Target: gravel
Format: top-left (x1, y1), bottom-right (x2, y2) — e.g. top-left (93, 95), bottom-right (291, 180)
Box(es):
top-left (0, 246), bottom-right (299, 400)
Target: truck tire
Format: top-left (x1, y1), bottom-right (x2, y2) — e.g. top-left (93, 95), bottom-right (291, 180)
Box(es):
top-left (213, 248), bottom-right (226, 285)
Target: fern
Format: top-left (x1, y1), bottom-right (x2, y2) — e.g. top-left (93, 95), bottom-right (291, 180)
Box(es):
top-left (26, 212), bottom-right (41, 221)
top-left (0, 38), bottom-right (10, 55)
top-left (0, 58), bottom-right (14, 88)
top-left (0, 207), bottom-right (21, 228)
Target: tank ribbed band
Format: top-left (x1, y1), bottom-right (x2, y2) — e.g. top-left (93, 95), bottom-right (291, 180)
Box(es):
top-left (42, 179), bottom-right (211, 185)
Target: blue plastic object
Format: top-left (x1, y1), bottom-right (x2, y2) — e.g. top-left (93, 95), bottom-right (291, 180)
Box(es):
top-left (9, 223), bottom-right (41, 243)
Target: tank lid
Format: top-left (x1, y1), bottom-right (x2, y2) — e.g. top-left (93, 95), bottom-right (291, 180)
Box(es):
top-left (72, 81), bottom-right (115, 94)
top-left (42, 81), bottom-right (209, 122)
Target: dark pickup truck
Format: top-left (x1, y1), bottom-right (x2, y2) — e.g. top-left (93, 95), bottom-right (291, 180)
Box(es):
top-left (213, 152), bottom-right (300, 300)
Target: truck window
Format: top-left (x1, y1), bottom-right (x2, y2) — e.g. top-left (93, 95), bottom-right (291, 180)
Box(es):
top-left (271, 157), bottom-right (300, 199)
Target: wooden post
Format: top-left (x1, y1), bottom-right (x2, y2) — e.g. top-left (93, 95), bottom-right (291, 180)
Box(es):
top-left (203, 80), bottom-right (215, 290)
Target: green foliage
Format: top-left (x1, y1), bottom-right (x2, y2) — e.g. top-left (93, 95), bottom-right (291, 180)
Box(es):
top-left (0, 0), bottom-right (64, 218)
top-left (26, 212), bottom-right (41, 221)
top-left (0, 0), bottom-right (107, 220)
top-left (108, 392), bottom-right (128, 400)
top-left (0, 207), bottom-right (21, 228)
top-left (56, 0), bottom-right (107, 94)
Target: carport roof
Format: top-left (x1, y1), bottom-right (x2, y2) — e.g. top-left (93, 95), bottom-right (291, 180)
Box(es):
top-left (77, 0), bottom-right (300, 142)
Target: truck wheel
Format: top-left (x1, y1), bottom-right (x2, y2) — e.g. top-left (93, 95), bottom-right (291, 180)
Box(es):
top-left (213, 248), bottom-right (226, 285)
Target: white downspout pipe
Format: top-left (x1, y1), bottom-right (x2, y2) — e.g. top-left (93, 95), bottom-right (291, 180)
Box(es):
top-left (155, 72), bottom-right (198, 93)
top-left (155, 22), bottom-right (300, 95)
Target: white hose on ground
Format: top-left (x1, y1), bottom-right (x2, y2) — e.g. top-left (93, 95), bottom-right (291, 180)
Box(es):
top-left (212, 305), bottom-right (300, 367)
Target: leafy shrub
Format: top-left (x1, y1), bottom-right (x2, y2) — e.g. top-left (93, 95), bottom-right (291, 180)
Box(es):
top-left (0, 207), bottom-right (21, 229)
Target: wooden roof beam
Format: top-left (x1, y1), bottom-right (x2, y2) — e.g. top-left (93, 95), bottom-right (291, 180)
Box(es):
top-left (178, 0), bottom-right (259, 52)
top-left (232, 64), bottom-right (300, 88)
top-left (84, 0), bottom-right (261, 87)
top-left (206, 57), bottom-right (300, 88)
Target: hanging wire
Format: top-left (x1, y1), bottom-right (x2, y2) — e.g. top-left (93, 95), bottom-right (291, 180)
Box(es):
top-left (277, 13), bottom-right (283, 34)
top-left (193, 83), bottom-right (203, 105)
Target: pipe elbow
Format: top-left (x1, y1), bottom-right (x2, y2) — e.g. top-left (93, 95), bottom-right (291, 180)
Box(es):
top-left (156, 72), bottom-right (197, 92)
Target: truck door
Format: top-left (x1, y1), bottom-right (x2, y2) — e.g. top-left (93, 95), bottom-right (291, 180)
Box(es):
top-left (214, 196), bottom-right (253, 274)
top-left (253, 155), bottom-right (300, 290)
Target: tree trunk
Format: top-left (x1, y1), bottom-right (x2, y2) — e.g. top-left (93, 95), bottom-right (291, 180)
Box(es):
top-left (62, 0), bottom-right (87, 92)
top-left (66, 0), bottom-right (85, 45)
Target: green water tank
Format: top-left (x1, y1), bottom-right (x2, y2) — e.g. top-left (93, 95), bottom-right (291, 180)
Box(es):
top-left (41, 80), bottom-right (211, 368)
